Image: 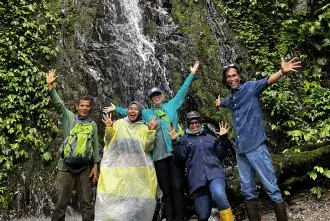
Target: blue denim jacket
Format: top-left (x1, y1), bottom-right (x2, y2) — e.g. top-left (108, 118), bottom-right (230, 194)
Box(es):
top-left (221, 78), bottom-right (269, 154)
top-left (173, 129), bottom-right (230, 194)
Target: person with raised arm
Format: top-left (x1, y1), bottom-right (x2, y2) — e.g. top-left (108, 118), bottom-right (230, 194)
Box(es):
top-left (46, 69), bottom-right (100, 221)
top-left (215, 58), bottom-right (302, 221)
top-left (170, 111), bottom-right (234, 221)
top-left (95, 101), bottom-right (157, 221)
top-left (103, 60), bottom-right (200, 221)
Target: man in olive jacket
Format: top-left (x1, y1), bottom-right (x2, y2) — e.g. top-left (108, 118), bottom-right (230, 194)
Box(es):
top-left (46, 69), bottom-right (101, 221)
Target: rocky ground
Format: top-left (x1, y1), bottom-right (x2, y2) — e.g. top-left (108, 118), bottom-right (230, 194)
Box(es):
top-left (239, 189), bottom-right (330, 221)
top-left (270, 190), bottom-right (330, 221)
top-left (185, 189), bottom-right (330, 221)
top-left (12, 189), bottom-right (330, 221)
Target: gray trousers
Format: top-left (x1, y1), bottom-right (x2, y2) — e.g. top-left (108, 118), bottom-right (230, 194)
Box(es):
top-left (51, 167), bottom-right (94, 221)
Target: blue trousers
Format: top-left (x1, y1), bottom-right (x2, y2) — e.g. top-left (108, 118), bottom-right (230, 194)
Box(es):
top-left (236, 143), bottom-right (283, 202)
top-left (193, 178), bottom-right (230, 221)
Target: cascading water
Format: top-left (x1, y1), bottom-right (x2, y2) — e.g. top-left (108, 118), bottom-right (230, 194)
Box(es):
top-left (81, 0), bottom-right (173, 108)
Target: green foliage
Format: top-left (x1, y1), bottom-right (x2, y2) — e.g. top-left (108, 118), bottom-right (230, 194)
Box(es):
top-left (283, 185), bottom-right (291, 196)
top-left (0, 0), bottom-right (60, 209)
top-left (214, 0), bottom-right (330, 146)
top-left (310, 186), bottom-right (325, 198)
top-left (214, 0), bottom-right (330, 197)
top-left (308, 171), bottom-right (318, 180)
top-left (283, 190), bottom-right (291, 196)
top-left (307, 166), bottom-right (330, 197)
top-left (171, 0), bottom-right (232, 124)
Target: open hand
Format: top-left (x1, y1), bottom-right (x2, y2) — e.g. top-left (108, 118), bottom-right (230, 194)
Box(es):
top-left (281, 57), bottom-right (302, 74)
top-left (216, 121), bottom-right (230, 136)
top-left (46, 69), bottom-right (57, 90)
top-left (215, 95), bottom-right (221, 108)
top-left (89, 164), bottom-right (98, 184)
top-left (102, 112), bottom-right (114, 127)
top-left (148, 117), bottom-right (157, 130)
top-left (190, 60), bottom-right (200, 75)
top-left (103, 103), bottom-right (116, 113)
top-left (167, 124), bottom-right (179, 140)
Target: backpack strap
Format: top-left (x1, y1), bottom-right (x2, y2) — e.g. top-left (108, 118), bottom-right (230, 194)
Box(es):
top-left (154, 109), bottom-right (183, 135)
top-left (154, 109), bottom-right (171, 123)
top-left (59, 115), bottom-right (81, 155)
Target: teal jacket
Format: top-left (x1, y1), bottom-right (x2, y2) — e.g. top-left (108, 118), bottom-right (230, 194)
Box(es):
top-left (115, 73), bottom-right (195, 153)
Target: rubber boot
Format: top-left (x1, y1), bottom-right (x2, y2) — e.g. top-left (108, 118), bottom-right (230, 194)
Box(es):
top-left (273, 201), bottom-right (288, 221)
top-left (244, 200), bottom-right (261, 221)
top-left (219, 207), bottom-right (234, 221)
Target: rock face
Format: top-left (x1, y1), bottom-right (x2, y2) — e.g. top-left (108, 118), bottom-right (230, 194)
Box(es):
top-left (4, 0), bottom-right (251, 219)
top-left (54, 0), bottom-right (251, 120)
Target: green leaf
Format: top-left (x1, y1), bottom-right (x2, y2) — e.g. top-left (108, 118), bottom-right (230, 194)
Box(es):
top-left (283, 190), bottom-right (290, 196)
top-left (42, 152), bottom-right (52, 161)
top-left (323, 169), bottom-right (330, 179)
top-left (310, 186), bottom-right (324, 198)
top-left (308, 171), bottom-right (318, 180)
top-left (293, 149), bottom-right (301, 153)
top-left (314, 166), bottom-right (324, 174)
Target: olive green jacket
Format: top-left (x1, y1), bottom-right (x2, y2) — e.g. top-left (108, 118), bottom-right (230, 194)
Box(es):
top-left (49, 89), bottom-right (101, 171)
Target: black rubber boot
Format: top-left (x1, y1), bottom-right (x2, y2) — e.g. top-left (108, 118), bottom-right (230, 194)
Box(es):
top-left (244, 200), bottom-right (261, 221)
top-left (273, 201), bottom-right (288, 221)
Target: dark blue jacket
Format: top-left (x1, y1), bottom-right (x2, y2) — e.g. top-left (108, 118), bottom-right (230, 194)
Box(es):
top-left (173, 130), bottom-right (231, 194)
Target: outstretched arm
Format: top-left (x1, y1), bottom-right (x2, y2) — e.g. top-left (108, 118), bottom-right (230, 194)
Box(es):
top-left (215, 95), bottom-right (230, 108)
top-left (46, 69), bottom-right (73, 125)
top-left (168, 60), bottom-right (200, 110)
top-left (267, 57), bottom-right (302, 84)
top-left (103, 103), bottom-right (128, 117)
top-left (190, 60), bottom-right (200, 75)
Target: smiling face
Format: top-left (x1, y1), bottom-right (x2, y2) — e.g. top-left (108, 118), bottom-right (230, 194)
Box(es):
top-left (75, 99), bottom-right (91, 117)
top-left (188, 119), bottom-right (201, 134)
top-left (225, 67), bottom-right (241, 90)
top-left (128, 104), bottom-right (140, 122)
top-left (150, 92), bottom-right (164, 107)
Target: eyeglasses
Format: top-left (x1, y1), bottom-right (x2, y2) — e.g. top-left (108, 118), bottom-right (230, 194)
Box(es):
top-left (189, 121), bottom-right (201, 127)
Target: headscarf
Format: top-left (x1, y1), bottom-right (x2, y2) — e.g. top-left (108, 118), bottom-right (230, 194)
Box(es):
top-left (128, 101), bottom-right (143, 122)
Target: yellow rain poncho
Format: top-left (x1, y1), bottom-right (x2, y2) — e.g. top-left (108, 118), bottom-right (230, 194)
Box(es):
top-left (95, 118), bottom-right (157, 221)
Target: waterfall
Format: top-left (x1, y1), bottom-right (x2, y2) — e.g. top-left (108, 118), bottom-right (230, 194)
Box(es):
top-left (82, 0), bottom-right (173, 107)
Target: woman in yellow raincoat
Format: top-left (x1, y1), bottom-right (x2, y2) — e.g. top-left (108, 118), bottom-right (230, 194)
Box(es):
top-left (95, 101), bottom-right (157, 221)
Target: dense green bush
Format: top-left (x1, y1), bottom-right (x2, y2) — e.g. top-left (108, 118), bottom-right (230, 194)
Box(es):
top-left (215, 0), bottom-right (330, 197)
top-left (216, 0), bottom-right (330, 146)
top-left (0, 0), bottom-right (60, 209)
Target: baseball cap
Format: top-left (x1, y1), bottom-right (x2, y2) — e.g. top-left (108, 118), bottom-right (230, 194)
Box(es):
top-left (147, 87), bottom-right (163, 97)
